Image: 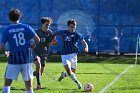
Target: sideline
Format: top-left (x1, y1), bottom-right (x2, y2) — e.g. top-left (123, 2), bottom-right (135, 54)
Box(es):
top-left (99, 65), bottom-right (134, 93)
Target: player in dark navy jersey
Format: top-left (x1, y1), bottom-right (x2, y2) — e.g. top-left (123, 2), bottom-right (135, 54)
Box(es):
top-left (54, 19), bottom-right (88, 89)
top-left (0, 8), bottom-right (40, 93)
top-left (33, 17), bottom-right (57, 90)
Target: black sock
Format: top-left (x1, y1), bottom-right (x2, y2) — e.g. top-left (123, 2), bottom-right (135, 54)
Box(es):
top-left (36, 72), bottom-right (41, 85)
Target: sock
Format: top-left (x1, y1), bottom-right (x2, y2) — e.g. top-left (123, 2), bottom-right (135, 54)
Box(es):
top-left (63, 72), bottom-right (68, 77)
top-left (36, 72), bottom-right (41, 85)
top-left (26, 89), bottom-right (34, 93)
top-left (70, 74), bottom-right (80, 84)
top-left (2, 86), bottom-right (10, 93)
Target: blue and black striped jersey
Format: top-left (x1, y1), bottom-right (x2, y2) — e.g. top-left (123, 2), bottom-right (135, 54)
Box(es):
top-left (1, 23), bottom-right (37, 64)
top-left (55, 30), bottom-right (84, 55)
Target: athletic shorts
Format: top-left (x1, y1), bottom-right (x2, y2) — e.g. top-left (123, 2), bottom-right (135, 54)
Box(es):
top-left (61, 53), bottom-right (77, 69)
top-left (5, 63), bottom-right (33, 81)
top-left (33, 51), bottom-right (48, 66)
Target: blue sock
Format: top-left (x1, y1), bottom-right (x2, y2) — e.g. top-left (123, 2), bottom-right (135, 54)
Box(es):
top-left (2, 86), bottom-right (10, 93)
top-left (26, 89), bottom-right (34, 93)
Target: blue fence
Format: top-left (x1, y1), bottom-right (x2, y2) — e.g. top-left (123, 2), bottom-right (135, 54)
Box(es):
top-left (0, 0), bottom-right (140, 53)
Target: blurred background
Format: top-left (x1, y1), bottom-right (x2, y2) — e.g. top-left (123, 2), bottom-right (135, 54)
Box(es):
top-left (1, 0), bottom-right (140, 54)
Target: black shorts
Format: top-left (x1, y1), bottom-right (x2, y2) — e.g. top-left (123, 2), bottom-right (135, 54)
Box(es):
top-left (33, 52), bottom-right (48, 67)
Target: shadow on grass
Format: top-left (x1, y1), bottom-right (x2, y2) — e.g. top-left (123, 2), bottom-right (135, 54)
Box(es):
top-left (111, 86), bottom-right (140, 90)
top-left (33, 86), bottom-right (89, 93)
top-left (33, 87), bottom-right (81, 91)
top-left (77, 72), bottom-right (111, 75)
top-left (11, 87), bottom-right (25, 91)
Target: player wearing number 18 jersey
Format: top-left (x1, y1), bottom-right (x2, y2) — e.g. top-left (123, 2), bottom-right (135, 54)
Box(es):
top-left (3, 24), bottom-right (36, 64)
top-left (0, 9), bottom-right (40, 93)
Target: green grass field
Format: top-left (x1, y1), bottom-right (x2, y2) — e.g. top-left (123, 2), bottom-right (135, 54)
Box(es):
top-left (0, 55), bottom-right (140, 93)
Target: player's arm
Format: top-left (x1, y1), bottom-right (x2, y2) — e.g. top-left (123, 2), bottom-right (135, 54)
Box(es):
top-left (50, 30), bottom-right (59, 46)
top-left (34, 35), bottom-right (40, 44)
top-left (31, 35), bottom-right (40, 49)
top-left (50, 36), bottom-right (58, 46)
top-left (81, 39), bottom-right (88, 53)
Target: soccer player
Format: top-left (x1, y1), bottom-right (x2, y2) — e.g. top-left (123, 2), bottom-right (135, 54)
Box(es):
top-left (0, 8), bottom-right (40, 93)
top-left (33, 17), bottom-right (57, 90)
top-left (54, 19), bottom-right (88, 89)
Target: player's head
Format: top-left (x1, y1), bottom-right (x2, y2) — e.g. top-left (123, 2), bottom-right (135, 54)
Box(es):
top-left (67, 19), bottom-right (77, 33)
top-left (8, 8), bottom-right (22, 22)
top-left (41, 17), bottom-right (53, 30)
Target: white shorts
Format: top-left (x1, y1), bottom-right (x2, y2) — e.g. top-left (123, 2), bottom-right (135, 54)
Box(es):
top-left (5, 63), bottom-right (33, 81)
top-left (61, 53), bottom-right (77, 69)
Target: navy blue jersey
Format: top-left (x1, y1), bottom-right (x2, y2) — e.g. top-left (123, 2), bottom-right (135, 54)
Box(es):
top-left (55, 30), bottom-right (84, 55)
top-left (1, 23), bottom-right (37, 64)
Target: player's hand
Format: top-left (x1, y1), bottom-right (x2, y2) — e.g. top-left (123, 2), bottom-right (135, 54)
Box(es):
top-left (31, 43), bottom-right (36, 49)
top-left (5, 51), bottom-right (10, 58)
top-left (84, 47), bottom-right (88, 53)
top-left (50, 39), bottom-right (58, 45)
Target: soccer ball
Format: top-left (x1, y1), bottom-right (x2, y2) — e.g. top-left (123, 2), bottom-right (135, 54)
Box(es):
top-left (84, 83), bottom-right (94, 92)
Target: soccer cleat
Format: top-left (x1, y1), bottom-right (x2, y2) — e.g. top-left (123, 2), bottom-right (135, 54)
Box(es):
top-left (58, 72), bottom-right (65, 82)
top-left (36, 84), bottom-right (41, 90)
top-left (77, 82), bottom-right (82, 89)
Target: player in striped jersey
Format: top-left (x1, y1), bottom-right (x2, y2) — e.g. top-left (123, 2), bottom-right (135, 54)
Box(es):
top-left (0, 9), bottom-right (40, 93)
top-left (54, 19), bottom-right (88, 89)
top-left (33, 17), bottom-right (57, 90)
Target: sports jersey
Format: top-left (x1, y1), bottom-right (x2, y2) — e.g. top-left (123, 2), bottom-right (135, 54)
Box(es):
top-left (1, 23), bottom-right (37, 64)
top-left (55, 30), bottom-right (84, 55)
top-left (34, 28), bottom-right (54, 56)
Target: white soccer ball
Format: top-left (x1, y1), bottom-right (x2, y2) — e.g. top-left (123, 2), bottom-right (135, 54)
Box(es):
top-left (84, 83), bottom-right (94, 92)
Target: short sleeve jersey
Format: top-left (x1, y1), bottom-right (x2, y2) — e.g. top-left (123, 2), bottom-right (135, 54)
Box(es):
top-left (55, 30), bottom-right (84, 55)
top-left (1, 23), bottom-right (37, 64)
top-left (34, 29), bottom-right (54, 56)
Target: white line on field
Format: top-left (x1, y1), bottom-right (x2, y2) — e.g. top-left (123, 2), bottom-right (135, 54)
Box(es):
top-left (99, 65), bottom-right (134, 93)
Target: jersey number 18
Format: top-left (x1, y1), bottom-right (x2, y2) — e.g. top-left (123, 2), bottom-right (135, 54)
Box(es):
top-left (13, 32), bottom-right (25, 46)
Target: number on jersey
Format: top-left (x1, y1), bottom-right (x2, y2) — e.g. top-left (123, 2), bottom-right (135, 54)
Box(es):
top-left (13, 32), bottom-right (25, 46)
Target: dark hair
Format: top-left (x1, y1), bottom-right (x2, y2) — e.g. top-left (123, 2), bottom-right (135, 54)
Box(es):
top-left (67, 19), bottom-right (77, 26)
top-left (8, 9), bottom-right (22, 22)
top-left (41, 17), bottom-right (53, 24)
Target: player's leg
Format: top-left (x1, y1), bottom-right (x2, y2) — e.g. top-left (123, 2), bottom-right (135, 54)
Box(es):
top-left (35, 55), bottom-right (46, 90)
top-left (58, 54), bottom-right (82, 89)
top-left (2, 78), bottom-right (12, 93)
top-left (71, 54), bottom-right (77, 73)
top-left (71, 60), bottom-right (77, 74)
top-left (40, 56), bottom-right (47, 75)
top-left (58, 55), bottom-right (69, 81)
top-left (58, 53), bottom-right (77, 80)
top-left (69, 54), bottom-right (82, 89)
top-left (33, 56), bottom-right (41, 90)
top-left (58, 64), bottom-right (77, 81)
top-left (2, 64), bottom-right (21, 93)
top-left (25, 80), bottom-right (34, 93)
top-left (70, 61), bottom-right (82, 89)
top-left (63, 63), bottom-right (82, 89)
top-left (22, 63), bottom-right (34, 92)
